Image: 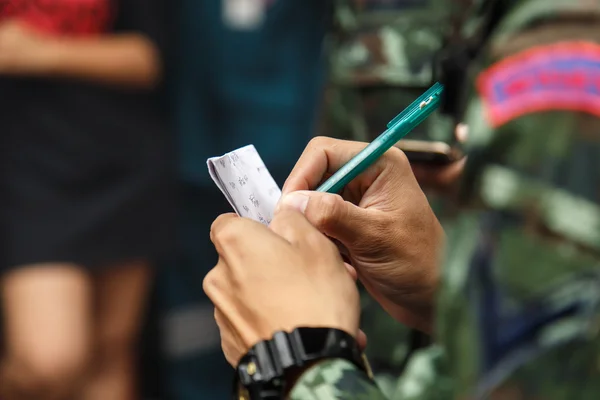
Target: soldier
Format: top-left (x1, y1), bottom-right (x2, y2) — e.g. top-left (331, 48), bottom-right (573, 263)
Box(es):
top-left (321, 2), bottom-right (459, 389)
top-left (203, 0), bottom-right (600, 398)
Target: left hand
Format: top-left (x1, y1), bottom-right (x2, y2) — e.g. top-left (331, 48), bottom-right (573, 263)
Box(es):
top-left (203, 211), bottom-right (361, 366)
top-left (410, 123), bottom-right (469, 193)
top-left (0, 20), bottom-right (56, 75)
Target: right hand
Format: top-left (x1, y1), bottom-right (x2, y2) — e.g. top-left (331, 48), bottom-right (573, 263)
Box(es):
top-left (279, 137), bottom-right (445, 333)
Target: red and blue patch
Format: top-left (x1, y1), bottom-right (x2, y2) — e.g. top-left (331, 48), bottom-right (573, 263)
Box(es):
top-left (477, 41), bottom-right (600, 127)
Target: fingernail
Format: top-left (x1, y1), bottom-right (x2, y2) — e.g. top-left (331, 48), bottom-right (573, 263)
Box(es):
top-left (279, 192), bottom-right (309, 214)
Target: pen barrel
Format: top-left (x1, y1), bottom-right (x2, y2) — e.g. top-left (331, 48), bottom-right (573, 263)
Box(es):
top-left (316, 83), bottom-right (444, 194)
top-left (317, 128), bottom-right (395, 194)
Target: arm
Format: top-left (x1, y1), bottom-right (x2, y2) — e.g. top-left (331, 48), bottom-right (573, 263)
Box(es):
top-left (289, 360), bottom-right (389, 400)
top-left (0, 23), bottom-right (160, 88)
top-left (43, 33), bottom-right (161, 88)
top-left (289, 346), bottom-right (456, 400)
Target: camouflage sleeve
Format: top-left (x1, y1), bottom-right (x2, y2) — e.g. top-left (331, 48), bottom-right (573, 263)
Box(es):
top-left (289, 359), bottom-right (389, 400)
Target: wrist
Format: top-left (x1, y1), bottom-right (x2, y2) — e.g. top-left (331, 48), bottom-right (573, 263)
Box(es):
top-left (235, 328), bottom-right (372, 399)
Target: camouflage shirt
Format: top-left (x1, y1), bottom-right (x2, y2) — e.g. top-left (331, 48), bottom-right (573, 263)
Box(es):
top-left (323, 0), bottom-right (454, 142)
top-left (329, 0), bottom-right (449, 87)
top-left (324, 1), bottom-right (456, 385)
top-left (291, 0), bottom-right (600, 398)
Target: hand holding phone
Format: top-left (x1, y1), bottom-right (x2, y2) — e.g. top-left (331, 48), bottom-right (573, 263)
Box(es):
top-left (396, 139), bottom-right (462, 165)
top-left (399, 124), bottom-right (468, 192)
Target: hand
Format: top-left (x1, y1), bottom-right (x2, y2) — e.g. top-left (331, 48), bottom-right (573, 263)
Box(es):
top-left (410, 124), bottom-right (469, 192)
top-left (279, 137), bottom-right (444, 333)
top-left (0, 20), bottom-right (56, 75)
top-left (203, 211), bottom-right (361, 366)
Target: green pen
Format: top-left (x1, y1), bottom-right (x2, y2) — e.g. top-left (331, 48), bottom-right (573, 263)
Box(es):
top-left (316, 82), bottom-right (445, 194)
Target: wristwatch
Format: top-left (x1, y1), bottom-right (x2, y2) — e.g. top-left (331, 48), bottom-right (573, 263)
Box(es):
top-left (233, 327), bottom-right (373, 400)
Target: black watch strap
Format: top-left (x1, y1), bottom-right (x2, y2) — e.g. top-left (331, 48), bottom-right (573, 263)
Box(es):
top-left (234, 328), bottom-right (370, 400)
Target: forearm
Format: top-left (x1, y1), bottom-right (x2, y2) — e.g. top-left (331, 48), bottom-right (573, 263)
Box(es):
top-left (42, 33), bottom-right (161, 88)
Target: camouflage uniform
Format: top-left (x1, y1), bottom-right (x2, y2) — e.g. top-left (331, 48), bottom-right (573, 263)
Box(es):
top-left (321, 1), bottom-right (456, 389)
top-left (322, 0), bottom-right (454, 142)
top-left (320, 1), bottom-right (446, 386)
top-left (291, 0), bottom-right (600, 398)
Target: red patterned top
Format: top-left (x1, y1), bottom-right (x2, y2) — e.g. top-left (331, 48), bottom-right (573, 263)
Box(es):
top-left (0, 0), bottom-right (115, 36)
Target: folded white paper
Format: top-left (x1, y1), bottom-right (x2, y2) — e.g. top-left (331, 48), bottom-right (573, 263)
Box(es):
top-left (207, 145), bottom-right (281, 225)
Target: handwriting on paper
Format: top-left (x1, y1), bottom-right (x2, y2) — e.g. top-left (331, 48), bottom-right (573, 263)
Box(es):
top-left (207, 145), bottom-right (282, 225)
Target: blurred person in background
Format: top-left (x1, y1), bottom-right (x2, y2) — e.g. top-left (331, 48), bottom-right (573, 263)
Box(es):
top-left (160, 0), bottom-right (331, 398)
top-left (0, 1), bottom-right (172, 399)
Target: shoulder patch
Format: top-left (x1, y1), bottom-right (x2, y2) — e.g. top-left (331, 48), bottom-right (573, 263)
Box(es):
top-left (477, 41), bottom-right (600, 128)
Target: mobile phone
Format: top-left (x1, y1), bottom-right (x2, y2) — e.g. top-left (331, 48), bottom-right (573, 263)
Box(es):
top-left (395, 139), bottom-right (462, 165)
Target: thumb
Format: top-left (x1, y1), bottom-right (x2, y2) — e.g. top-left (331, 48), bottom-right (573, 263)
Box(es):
top-left (276, 191), bottom-right (369, 248)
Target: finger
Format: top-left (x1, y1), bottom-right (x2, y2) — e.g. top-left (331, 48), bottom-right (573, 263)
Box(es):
top-left (205, 262), bottom-right (264, 352)
top-left (282, 137), bottom-right (388, 195)
top-left (439, 157), bottom-right (467, 185)
top-left (411, 157), bottom-right (466, 189)
top-left (455, 123), bottom-right (469, 143)
top-left (268, 208), bottom-right (329, 250)
top-left (209, 213), bottom-right (239, 242)
top-left (213, 308), bottom-right (235, 365)
top-left (344, 262), bottom-right (357, 281)
top-left (204, 263), bottom-right (248, 360)
top-left (411, 164), bottom-right (446, 187)
top-left (214, 308), bottom-right (248, 367)
top-left (210, 214), bottom-right (286, 263)
top-left (276, 191), bottom-right (371, 249)
top-left (202, 261), bottom-right (228, 302)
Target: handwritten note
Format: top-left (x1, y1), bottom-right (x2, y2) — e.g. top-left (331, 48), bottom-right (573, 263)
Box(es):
top-left (207, 145), bottom-right (282, 225)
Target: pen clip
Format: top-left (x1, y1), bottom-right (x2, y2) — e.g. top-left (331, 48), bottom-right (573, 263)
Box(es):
top-left (386, 82), bottom-right (445, 129)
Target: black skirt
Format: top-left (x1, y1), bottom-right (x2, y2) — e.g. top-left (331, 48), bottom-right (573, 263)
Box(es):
top-left (0, 77), bottom-right (175, 271)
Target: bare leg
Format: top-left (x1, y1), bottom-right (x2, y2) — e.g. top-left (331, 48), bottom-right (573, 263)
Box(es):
top-left (81, 260), bottom-right (152, 400)
top-left (0, 264), bottom-right (92, 400)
